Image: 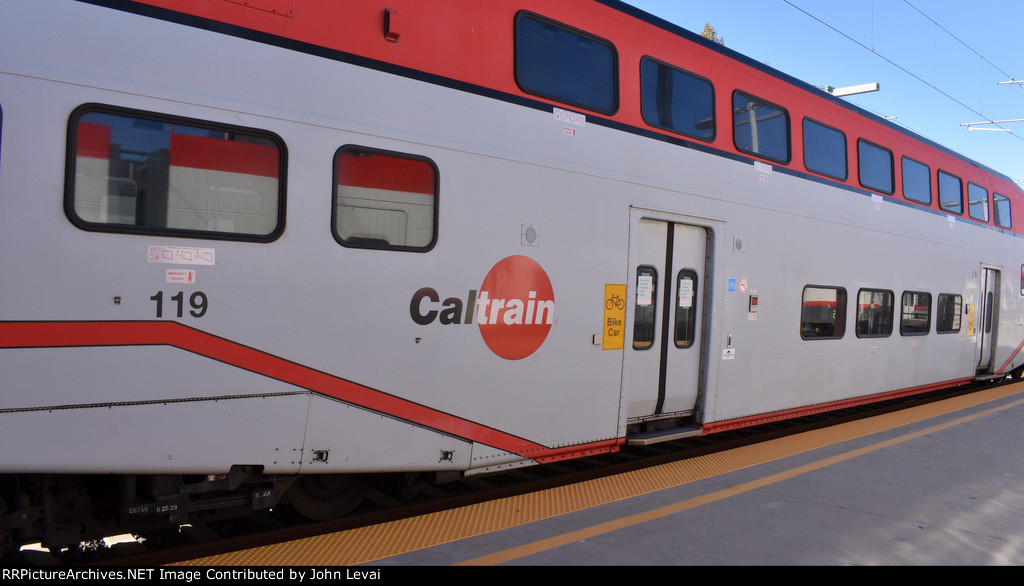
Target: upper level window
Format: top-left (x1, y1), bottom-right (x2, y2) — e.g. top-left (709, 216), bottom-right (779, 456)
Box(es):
top-left (733, 91), bottom-right (789, 163)
top-left (67, 105), bottom-right (284, 241)
top-left (333, 146), bottom-right (438, 252)
top-left (902, 156), bottom-right (931, 205)
top-left (938, 170), bottom-right (962, 214)
top-left (514, 12), bottom-right (617, 114)
top-left (640, 57), bottom-right (714, 142)
top-left (994, 193), bottom-right (1012, 228)
top-left (968, 182), bottom-right (989, 222)
top-left (857, 139), bottom-right (893, 194)
top-left (803, 118), bottom-right (847, 180)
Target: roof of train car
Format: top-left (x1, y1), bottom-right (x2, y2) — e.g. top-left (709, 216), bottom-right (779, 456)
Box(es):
top-left (605, 0), bottom-right (1021, 183)
top-left (77, 0), bottom-right (1024, 234)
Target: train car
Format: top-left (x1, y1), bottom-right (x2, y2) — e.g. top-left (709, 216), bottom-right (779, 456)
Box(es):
top-left (2, 0), bottom-right (1023, 551)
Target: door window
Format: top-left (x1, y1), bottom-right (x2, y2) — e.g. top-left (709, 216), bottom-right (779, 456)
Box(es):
top-left (674, 269), bottom-right (699, 347)
top-left (633, 266), bottom-right (658, 350)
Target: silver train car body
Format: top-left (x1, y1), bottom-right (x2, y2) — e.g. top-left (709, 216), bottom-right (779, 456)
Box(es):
top-left (1, 0), bottom-right (1022, 549)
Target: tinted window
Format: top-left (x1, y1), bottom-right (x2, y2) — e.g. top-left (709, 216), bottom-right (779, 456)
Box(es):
top-left (994, 193), bottom-right (1012, 228)
top-left (801, 286), bottom-right (847, 339)
top-left (633, 266), bottom-right (658, 350)
top-left (938, 171), bottom-right (962, 214)
top-left (515, 12), bottom-right (617, 114)
top-left (803, 119), bottom-right (847, 180)
top-left (333, 146), bottom-right (438, 251)
top-left (902, 157), bottom-right (931, 204)
top-left (68, 106), bottom-right (284, 240)
top-left (900, 291), bottom-right (931, 335)
top-left (968, 183), bottom-right (989, 222)
top-left (858, 139), bottom-right (893, 194)
top-left (674, 269), bottom-right (699, 347)
top-left (936, 294), bottom-right (962, 333)
top-left (733, 91), bottom-right (789, 163)
top-left (856, 289), bottom-right (894, 338)
top-left (641, 58), bottom-right (714, 141)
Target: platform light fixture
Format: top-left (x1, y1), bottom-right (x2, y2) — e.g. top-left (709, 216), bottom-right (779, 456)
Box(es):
top-left (824, 82), bottom-right (881, 97)
top-left (961, 118), bottom-right (1024, 132)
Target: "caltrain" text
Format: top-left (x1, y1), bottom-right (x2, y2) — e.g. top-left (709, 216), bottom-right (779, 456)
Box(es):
top-left (410, 288), bottom-right (554, 325)
top-left (409, 255), bottom-right (556, 360)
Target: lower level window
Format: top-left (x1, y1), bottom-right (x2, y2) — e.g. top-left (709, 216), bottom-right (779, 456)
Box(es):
top-left (936, 294), bottom-right (962, 333)
top-left (856, 288), bottom-right (893, 338)
top-left (68, 106), bottom-right (284, 240)
top-left (900, 291), bottom-right (932, 335)
top-left (333, 146), bottom-right (438, 251)
top-left (801, 285), bottom-right (847, 339)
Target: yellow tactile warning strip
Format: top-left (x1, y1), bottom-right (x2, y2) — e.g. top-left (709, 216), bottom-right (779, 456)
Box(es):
top-left (178, 382), bottom-right (1024, 566)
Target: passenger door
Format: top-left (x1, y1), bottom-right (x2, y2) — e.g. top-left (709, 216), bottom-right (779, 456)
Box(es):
top-left (977, 267), bottom-right (1000, 374)
top-left (625, 216), bottom-right (708, 420)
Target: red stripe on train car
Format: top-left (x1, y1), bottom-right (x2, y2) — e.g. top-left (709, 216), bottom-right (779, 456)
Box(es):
top-left (0, 321), bottom-right (619, 461)
top-left (700, 377), bottom-right (976, 434)
top-left (116, 0), bottom-right (1023, 230)
top-left (997, 338), bottom-right (1024, 374)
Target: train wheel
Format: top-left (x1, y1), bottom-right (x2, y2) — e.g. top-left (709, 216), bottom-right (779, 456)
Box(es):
top-left (1011, 364), bottom-right (1024, 380)
top-left (282, 475), bottom-right (368, 522)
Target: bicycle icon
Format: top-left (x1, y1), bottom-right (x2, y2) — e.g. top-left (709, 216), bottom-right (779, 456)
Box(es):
top-left (606, 293), bottom-right (625, 310)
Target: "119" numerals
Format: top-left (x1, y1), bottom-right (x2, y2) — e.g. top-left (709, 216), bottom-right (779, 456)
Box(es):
top-left (150, 291), bottom-right (209, 318)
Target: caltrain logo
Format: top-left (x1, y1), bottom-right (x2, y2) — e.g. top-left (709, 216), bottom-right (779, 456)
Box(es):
top-left (410, 255), bottom-right (555, 360)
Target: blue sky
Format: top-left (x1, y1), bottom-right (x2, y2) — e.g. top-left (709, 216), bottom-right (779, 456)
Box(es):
top-left (623, 0), bottom-right (1024, 185)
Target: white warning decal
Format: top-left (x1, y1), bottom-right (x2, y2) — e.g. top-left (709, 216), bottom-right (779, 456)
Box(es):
top-left (553, 107), bottom-right (586, 127)
top-left (148, 245), bottom-right (215, 266)
top-left (166, 269), bottom-right (197, 284)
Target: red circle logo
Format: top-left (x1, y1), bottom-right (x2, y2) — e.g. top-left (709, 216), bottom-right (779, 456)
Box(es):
top-left (477, 256), bottom-right (555, 360)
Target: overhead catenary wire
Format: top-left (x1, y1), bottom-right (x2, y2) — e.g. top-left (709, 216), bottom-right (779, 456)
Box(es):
top-left (781, 0), bottom-right (1024, 141)
top-left (903, 0), bottom-right (1016, 85)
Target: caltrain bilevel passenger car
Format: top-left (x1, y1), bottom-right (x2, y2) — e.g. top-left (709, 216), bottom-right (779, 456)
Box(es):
top-left (1, 0), bottom-right (1022, 551)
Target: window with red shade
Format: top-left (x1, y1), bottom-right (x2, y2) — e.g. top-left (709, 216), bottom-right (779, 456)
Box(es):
top-left (333, 146), bottom-right (438, 252)
top-left (67, 105), bottom-right (284, 241)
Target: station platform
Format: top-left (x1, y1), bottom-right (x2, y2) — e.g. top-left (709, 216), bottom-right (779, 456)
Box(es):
top-left (183, 381), bottom-right (1024, 566)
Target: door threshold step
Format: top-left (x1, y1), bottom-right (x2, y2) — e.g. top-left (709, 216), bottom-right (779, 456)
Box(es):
top-left (626, 425), bottom-right (702, 446)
